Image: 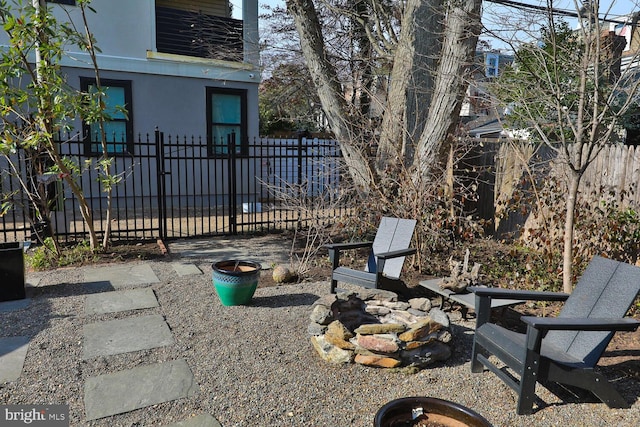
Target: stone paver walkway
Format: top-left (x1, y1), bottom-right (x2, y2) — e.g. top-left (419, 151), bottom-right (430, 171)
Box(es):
top-left (83, 314), bottom-right (175, 359)
top-left (84, 359), bottom-right (198, 421)
top-left (0, 236), bottom-right (285, 425)
top-left (0, 336), bottom-right (30, 382)
top-left (85, 287), bottom-right (159, 315)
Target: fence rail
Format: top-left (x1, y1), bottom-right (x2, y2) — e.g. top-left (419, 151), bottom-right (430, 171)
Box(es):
top-left (0, 133), bottom-right (347, 244)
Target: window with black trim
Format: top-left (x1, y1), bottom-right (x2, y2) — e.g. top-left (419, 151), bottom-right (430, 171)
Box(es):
top-left (207, 88), bottom-right (247, 156)
top-left (47, 0), bottom-right (76, 5)
top-left (80, 78), bottom-right (133, 155)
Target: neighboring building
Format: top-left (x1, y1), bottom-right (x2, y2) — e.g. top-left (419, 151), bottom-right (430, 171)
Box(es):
top-left (0, 0), bottom-right (266, 239)
top-left (1, 0), bottom-right (261, 154)
top-left (461, 49), bottom-right (514, 139)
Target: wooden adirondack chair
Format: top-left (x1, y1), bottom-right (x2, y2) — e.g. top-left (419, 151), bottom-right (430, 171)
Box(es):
top-left (325, 217), bottom-right (417, 294)
top-left (469, 256), bottom-right (640, 415)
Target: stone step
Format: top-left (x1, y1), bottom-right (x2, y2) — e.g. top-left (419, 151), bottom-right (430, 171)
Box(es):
top-left (164, 413), bottom-right (222, 427)
top-left (83, 314), bottom-right (174, 359)
top-left (84, 359), bottom-right (198, 421)
top-left (172, 262), bottom-right (203, 277)
top-left (0, 336), bottom-right (30, 382)
top-left (85, 288), bottom-right (159, 315)
top-left (83, 263), bottom-right (160, 289)
top-left (0, 298), bottom-right (31, 313)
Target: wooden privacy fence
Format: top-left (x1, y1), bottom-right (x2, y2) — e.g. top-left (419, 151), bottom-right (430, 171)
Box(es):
top-left (468, 140), bottom-right (640, 236)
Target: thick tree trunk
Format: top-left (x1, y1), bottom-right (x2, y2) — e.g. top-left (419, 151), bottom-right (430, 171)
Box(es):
top-left (413, 0), bottom-right (482, 177)
top-left (377, 0), bottom-right (443, 170)
top-left (286, 0), bottom-right (374, 192)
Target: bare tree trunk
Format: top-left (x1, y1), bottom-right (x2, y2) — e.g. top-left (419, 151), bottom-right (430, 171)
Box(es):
top-left (286, 0), bottom-right (375, 192)
top-left (563, 171), bottom-right (581, 293)
top-left (377, 0), bottom-right (442, 170)
top-left (413, 0), bottom-right (482, 177)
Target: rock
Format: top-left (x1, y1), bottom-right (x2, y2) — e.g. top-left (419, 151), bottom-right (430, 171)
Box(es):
top-left (398, 318), bottom-right (442, 342)
top-left (355, 289), bottom-right (398, 302)
top-left (428, 308), bottom-right (450, 329)
top-left (407, 308), bottom-right (427, 317)
top-left (378, 300), bottom-right (410, 310)
top-left (325, 332), bottom-right (356, 350)
top-left (310, 304), bottom-right (333, 325)
top-left (356, 334), bottom-right (400, 353)
top-left (327, 320), bottom-right (354, 340)
top-left (409, 297), bottom-right (432, 312)
top-left (354, 323), bottom-right (406, 335)
top-left (310, 335), bottom-right (353, 364)
top-left (401, 341), bottom-right (452, 367)
top-left (354, 354), bottom-right (402, 368)
top-left (312, 294), bottom-right (336, 309)
top-left (307, 323), bottom-right (327, 336)
top-left (272, 265), bottom-right (293, 283)
top-left (364, 305), bottom-right (391, 315)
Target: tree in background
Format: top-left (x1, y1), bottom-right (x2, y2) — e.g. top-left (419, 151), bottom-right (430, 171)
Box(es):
top-left (282, 0), bottom-right (483, 194)
top-left (259, 63), bottom-right (324, 135)
top-left (491, 1), bottom-right (640, 292)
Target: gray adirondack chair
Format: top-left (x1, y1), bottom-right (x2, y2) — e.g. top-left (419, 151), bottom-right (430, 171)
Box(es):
top-left (469, 256), bottom-right (640, 415)
top-left (325, 217), bottom-right (417, 294)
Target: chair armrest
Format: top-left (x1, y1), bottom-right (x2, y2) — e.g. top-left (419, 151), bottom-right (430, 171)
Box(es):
top-left (468, 286), bottom-right (570, 302)
top-left (522, 316), bottom-right (640, 332)
top-left (324, 241), bottom-right (373, 251)
top-left (377, 248), bottom-right (417, 260)
top-left (326, 241), bottom-right (373, 271)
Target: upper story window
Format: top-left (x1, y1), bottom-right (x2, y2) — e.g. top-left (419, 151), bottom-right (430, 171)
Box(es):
top-left (485, 53), bottom-right (500, 78)
top-left (207, 87), bottom-right (247, 156)
top-left (80, 78), bottom-right (133, 155)
top-left (47, 0), bottom-right (76, 5)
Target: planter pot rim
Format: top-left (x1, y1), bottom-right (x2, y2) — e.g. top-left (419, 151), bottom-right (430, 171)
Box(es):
top-left (374, 396), bottom-right (492, 427)
top-left (213, 260), bottom-right (262, 276)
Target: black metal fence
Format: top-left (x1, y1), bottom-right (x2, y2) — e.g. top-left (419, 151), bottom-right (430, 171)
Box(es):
top-left (0, 131), bottom-right (347, 244)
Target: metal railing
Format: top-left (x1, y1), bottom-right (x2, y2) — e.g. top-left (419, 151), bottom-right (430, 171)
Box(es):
top-left (0, 132), bottom-right (347, 243)
top-left (155, 7), bottom-right (243, 61)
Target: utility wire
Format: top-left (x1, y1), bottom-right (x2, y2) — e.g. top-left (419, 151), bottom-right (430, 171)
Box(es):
top-left (486, 0), bottom-right (635, 24)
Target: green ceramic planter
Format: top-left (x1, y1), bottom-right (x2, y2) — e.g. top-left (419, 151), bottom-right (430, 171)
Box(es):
top-left (212, 260), bottom-right (262, 306)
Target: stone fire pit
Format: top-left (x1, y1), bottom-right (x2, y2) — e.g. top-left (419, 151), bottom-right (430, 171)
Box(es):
top-left (309, 289), bottom-right (452, 370)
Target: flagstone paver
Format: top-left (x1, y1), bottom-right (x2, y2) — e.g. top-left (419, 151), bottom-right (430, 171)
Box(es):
top-left (83, 314), bottom-right (174, 359)
top-left (172, 262), bottom-right (203, 277)
top-left (83, 263), bottom-right (160, 288)
top-left (165, 413), bottom-right (222, 427)
top-left (0, 336), bottom-right (30, 382)
top-left (85, 288), bottom-right (159, 315)
top-left (84, 359), bottom-right (198, 421)
top-left (0, 298), bottom-right (31, 313)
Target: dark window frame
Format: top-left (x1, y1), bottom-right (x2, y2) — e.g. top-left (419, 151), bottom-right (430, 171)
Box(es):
top-left (80, 77), bottom-right (134, 156)
top-left (206, 87), bottom-right (248, 157)
top-left (47, 0), bottom-right (76, 5)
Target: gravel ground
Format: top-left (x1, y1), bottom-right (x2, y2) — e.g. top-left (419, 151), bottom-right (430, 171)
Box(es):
top-left (1, 258), bottom-right (639, 427)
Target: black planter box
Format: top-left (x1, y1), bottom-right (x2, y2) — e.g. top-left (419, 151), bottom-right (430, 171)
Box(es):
top-left (0, 242), bottom-right (26, 302)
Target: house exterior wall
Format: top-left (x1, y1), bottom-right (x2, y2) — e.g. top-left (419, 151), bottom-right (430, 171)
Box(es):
top-left (63, 68), bottom-right (259, 138)
top-left (0, 0), bottom-right (260, 140)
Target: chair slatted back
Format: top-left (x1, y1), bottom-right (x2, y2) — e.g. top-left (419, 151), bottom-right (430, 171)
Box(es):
top-left (545, 256), bottom-right (640, 366)
top-left (365, 217), bottom-right (416, 278)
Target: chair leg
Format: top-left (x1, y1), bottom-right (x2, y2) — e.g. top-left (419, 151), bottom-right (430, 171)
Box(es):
top-left (470, 341), bottom-right (484, 373)
top-left (330, 277), bottom-right (338, 294)
top-left (547, 364), bottom-right (630, 409)
top-left (515, 345), bottom-right (544, 415)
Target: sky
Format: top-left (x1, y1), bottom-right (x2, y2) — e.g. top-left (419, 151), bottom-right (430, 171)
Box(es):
top-left (232, 1), bottom-right (639, 50)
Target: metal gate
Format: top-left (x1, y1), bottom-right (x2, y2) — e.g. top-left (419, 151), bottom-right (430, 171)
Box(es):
top-left (155, 130), bottom-right (344, 241)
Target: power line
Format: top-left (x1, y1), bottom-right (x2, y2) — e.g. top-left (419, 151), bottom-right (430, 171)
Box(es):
top-left (486, 0), bottom-right (634, 24)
